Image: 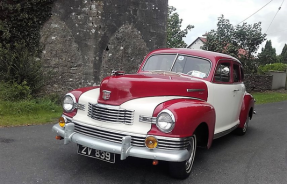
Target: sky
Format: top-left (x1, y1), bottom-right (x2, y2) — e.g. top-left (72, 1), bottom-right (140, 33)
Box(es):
top-left (169, 0), bottom-right (287, 55)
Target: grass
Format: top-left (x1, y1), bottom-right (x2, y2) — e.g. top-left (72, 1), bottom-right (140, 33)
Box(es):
top-left (251, 90), bottom-right (287, 104)
top-left (0, 98), bottom-right (62, 127)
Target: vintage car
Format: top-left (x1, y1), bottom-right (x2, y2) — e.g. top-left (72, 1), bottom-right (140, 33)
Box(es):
top-left (52, 48), bottom-right (255, 179)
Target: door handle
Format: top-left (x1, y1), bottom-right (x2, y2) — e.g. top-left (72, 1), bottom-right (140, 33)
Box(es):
top-left (233, 89), bottom-right (240, 92)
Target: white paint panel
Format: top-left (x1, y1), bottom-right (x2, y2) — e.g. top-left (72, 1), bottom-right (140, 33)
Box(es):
top-left (205, 81), bottom-right (243, 134)
top-left (74, 90), bottom-right (191, 134)
top-left (73, 88), bottom-right (101, 126)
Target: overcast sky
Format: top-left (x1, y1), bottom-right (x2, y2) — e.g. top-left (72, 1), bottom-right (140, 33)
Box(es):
top-left (169, 0), bottom-right (287, 55)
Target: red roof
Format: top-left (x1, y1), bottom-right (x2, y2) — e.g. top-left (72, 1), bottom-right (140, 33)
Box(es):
top-left (199, 37), bottom-right (207, 43)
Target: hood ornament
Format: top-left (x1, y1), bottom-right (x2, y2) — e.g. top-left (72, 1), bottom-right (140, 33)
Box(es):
top-left (111, 70), bottom-right (125, 76)
top-left (102, 90), bottom-right (111, 100)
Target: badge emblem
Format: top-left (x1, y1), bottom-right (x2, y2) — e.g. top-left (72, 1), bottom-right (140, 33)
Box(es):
top-left (102, 90), bottom-right (111, 100)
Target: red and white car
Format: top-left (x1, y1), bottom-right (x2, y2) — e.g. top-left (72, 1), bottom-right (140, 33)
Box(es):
top-left (52, 48), bottom-right (255, 179)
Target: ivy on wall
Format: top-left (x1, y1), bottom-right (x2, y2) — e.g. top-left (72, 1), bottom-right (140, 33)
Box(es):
top-left (0, 0), bottom-right (54, 96)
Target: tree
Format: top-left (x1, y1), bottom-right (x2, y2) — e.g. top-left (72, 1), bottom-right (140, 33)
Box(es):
top-left (0, 0), bottom-right (54, 96)
top-left (202, 15), bottom-right (266, 73)
top-left (280, 44), bottom-right (287, 63)
top-left (257, 40), bottom-right (277, 65)
top-left (202, 15), bottom-right (266, 58)
top-left (167, 6), bottom-right (194, 48)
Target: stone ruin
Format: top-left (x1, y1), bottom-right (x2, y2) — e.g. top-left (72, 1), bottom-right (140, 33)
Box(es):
top-left (40, 0), bottom-right (168, 96)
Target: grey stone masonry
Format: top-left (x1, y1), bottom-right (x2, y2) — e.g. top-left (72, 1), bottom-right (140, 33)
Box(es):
top-left (40, 0), bottom-right (168, 96)
top-left (244, 74), bottom-right (273, 92)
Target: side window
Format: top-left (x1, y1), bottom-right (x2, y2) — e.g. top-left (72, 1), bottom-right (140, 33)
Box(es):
top-left (240, 66), bottom-right (244, 81)
top-left (214, 62), bottom-right (230, 83)
top-left (233, 64), bottom-right (240, 83)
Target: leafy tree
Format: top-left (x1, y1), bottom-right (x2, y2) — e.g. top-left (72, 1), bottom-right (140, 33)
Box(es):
top-left (0, 0), bottom-right (54, 96)
top-left (202, 15), bottom-right (266, 58)
top-left (202, 15), bottom-right (266, 73)
top-left (257, 40), bottom-right (277, 65)
top-left (167, 6), bottom-right (194, 48)
top-left (280, 44), bottom-right (287, 63)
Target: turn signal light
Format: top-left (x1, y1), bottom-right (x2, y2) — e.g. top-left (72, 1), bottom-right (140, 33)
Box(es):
top-left (152, 160), bottom-right (158, 165)
top-left (58, 117), bottom-right (66, 127)
top-left (55, 136), bottom-right (63, 140)
top-left (145, 136), bottom-right (158, 149)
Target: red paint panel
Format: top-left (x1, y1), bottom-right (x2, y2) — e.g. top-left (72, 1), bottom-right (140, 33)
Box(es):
top-left (147, 99), bottom-right (215, 148)
top-left (98, 74), bottom-right (208, 106)
top-left (239, 93), bottom-right (254, 128)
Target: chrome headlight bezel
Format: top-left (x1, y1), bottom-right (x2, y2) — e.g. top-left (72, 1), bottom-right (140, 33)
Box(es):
top-left (156, 109), bottom-right (175, 133)
top-left (63, 93), bottom-right (76, 112)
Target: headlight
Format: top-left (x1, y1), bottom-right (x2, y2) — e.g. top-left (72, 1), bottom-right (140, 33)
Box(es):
top-left (156, 109), bottom-right (175, 133)
top-left (63, 93), bottom-right (76, 112)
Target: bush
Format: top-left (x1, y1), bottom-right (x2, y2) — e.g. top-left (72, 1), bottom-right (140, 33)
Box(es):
top-left (0, 81), bottom-right (32, 101)
top-left (0, 44), bottom-right (44, 95)
top-left (258, 63), bottom-right (287, 74)
top-left (0, 0), bottom-right (55, 98)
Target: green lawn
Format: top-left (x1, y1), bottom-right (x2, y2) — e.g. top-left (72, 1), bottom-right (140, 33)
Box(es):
top-left (0, 99), bottom-right (62, 127)
top-left (251, 91), bottom-right (287, 104)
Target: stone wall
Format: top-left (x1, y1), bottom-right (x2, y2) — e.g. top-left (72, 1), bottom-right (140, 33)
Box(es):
top-left (40, 0), bottom-right (168, 95)
top-left (244, 74), bottom-right (273, 92)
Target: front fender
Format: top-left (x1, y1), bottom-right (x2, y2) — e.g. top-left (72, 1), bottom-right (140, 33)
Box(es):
top-left (148, 98), bottom-right (215, 148)
top-left (239, 92), bottom-right (255, 128)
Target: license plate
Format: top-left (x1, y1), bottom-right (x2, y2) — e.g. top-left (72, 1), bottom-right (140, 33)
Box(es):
top-left (77, 145), bottom-right (115, 163)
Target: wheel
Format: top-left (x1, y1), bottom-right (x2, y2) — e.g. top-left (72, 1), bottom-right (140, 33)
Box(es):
top-left (235, 116), bottom-right (249, 135)
top-left (168, 135), bottom-right (197, 179)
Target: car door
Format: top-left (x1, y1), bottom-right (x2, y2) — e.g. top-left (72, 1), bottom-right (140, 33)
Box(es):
top-left (231, 61), bottom-right (245, 123)
top-left (207, 60), bottom-right (243, 135)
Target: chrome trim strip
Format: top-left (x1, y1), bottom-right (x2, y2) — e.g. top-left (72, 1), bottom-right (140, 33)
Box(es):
top-left (213, 124), bottom-right (238, 139)
top-left (76, 121), bottom-right (191, 150)
top-left (67, 119), bottom-right (192, 142)
top-left (52, 123), bottom-right (192, 162)
top-left (74, 121), bottom-right (146, 138)
top-left (75, 103), bottom-right (85, 111)
top-left (139, 115), bottom-right (156, 124)
top-left (187, 89), bottom-right (205, 92)
top-left (170, 53), bottom-right (179, 71)
top-left (88, 103), bottom-right (134, 125)
top-left (95, 103), bottom-right (121, 109)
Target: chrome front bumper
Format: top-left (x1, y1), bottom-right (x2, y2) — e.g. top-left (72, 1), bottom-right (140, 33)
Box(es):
top-left (52, 123), bottom-right (192, 162)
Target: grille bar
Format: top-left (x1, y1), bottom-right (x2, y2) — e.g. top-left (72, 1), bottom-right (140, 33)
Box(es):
top-left (74, 122), bottom-right (191, 150)
top-left (88, 103), bottom-right (134, 124)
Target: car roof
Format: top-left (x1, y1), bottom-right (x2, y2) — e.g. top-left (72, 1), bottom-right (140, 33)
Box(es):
top-left (149, 48), bottom-right (241, 64)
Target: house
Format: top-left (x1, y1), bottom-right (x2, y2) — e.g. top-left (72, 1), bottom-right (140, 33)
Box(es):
top-left (187, 37), bottom-right (207, 49)
top-left (187, 35), bottom-right (248, 58)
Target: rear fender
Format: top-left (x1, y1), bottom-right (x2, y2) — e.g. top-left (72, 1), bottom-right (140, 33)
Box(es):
top-left (239, 92), bottom-right (254, 128)
top-left (148, 98), bottom-right (215, 148)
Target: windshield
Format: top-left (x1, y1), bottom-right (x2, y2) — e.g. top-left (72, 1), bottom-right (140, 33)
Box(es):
top-left (142, 54), bottom-right (211, 78)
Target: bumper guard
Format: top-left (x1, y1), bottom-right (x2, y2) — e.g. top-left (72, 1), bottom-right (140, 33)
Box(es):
top-left (52, 123), bottom-right (192, 162)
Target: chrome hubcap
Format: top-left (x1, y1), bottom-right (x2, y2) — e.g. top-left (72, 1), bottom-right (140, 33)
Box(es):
top-left (185, 136), bottom-right (196, 172)
top-left (243, 118), bottom-right (249, 132)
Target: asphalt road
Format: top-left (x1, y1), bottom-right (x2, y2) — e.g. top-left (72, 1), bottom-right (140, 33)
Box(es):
top-left (1, 101), bottom-right (287, 184)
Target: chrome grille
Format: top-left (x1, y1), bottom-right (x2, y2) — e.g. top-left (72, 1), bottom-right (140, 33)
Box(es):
top-left (74, 122), bottom-right (191, 150)
top-left (74, 123), bottom-right (145, 147)
top-left (88, 103), bottom-right (134, 124)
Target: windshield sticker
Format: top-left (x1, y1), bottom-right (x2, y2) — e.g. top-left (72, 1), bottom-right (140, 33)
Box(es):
top-left (190, 70), bottom-right (207, 78)
top-left (178, 56), bottom-right (184, 61)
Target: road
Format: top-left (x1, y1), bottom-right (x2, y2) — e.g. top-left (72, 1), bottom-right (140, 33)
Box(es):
top-left (1, 101), bottom-right (287, 184)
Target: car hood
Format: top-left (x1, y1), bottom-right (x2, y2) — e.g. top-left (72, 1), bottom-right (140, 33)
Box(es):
top-left (97, 73), bottom-right (208, 106)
